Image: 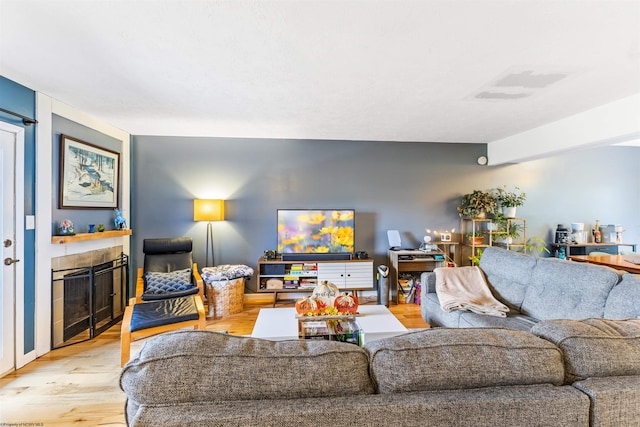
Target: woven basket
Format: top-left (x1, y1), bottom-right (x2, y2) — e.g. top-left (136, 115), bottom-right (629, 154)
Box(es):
top-left (206, 277), bottom-right (245, 319)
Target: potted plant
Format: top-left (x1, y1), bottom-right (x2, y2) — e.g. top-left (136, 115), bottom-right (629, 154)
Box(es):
top-left (457, 190), bottom-right (498, 218)
top-left (469, 248), bottom-right (483, 266)
top-left (465, 231), bottom-right (485, 245)
top-left (504, 221), bottom-right (523, 244)
top-left (495, 185), bottom-right (526, 218)
top-left (490, 212), bottom-right (506, 243)
top-left (525, 237), bottom-right (551, 256)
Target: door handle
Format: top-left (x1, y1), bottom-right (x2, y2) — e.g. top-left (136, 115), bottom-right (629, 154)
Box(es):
top-left (4, 258), bottom-right (20, 266)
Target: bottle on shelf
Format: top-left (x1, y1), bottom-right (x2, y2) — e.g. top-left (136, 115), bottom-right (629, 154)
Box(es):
top-left (593, 220), bottom-right (601, 243)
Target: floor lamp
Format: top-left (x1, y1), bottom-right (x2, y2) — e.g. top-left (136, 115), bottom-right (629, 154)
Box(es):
top-left (193, 199), bottom-right (225, 267)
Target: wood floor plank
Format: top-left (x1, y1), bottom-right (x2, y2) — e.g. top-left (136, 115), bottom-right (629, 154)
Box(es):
top-left (0, 301), bottom-right (426, 426)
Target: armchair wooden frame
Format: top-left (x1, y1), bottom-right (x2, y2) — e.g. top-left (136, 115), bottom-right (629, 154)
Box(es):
top-left (120, 263), bottom-right (206, 366)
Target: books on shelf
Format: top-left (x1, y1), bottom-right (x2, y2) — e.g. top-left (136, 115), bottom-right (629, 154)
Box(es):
top-left (283, 275), bottom-right (299, 289)
top-left (299, 278), bottom-right (318, 289)
top-left (287, 263), bottom-right (318, 276)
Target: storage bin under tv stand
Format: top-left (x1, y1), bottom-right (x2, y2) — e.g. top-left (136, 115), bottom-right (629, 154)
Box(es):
top-left (257, 256), bottom-right (374, 307)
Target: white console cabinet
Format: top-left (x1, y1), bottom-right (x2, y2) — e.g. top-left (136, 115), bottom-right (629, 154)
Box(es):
top-left (317, 261), bottom-right (374, 289)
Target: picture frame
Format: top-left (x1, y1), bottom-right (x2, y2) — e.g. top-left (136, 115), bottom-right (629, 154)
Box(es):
top-left (59, 134), bottom-right (120, 209)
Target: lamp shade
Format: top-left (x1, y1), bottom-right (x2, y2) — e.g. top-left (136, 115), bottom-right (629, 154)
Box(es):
top-left (194, 199), bottom-right (224, 221)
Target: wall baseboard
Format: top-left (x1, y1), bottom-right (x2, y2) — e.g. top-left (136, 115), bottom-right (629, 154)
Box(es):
top-left (244, 293), bottom-right (273, 303)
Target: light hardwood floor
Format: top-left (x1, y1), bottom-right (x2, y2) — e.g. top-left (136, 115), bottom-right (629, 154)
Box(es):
top-left (0, 300), bottom-right (427, 426)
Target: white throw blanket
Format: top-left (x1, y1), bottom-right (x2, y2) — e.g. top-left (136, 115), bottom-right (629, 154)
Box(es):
top-left (201, 264), bottom-right (254, 283)
top-left (435, 266), bottom-right (509, 317)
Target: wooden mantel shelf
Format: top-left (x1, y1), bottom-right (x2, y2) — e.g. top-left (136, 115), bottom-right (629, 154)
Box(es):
top-left (51, 229), bottom-right (132, 244)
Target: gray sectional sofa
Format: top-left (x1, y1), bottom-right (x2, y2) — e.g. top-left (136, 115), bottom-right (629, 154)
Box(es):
top-left (421, 246), bottom-right (640, 330)
top-left (120, 318), bottom-right (640, 426)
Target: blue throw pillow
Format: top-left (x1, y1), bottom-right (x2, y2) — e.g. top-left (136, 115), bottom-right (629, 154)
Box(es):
top-left (144, 268), bottom-right (193, 294)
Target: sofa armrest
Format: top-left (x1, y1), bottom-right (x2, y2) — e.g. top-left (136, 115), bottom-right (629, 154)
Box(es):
top-left (532, 318), bottom-right (640, 383)
top-left (420, 271), bottom-right (436, 293)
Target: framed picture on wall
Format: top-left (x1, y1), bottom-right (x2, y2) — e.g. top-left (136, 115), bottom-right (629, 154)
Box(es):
top-left (59, 134), bottom-right (120, 209)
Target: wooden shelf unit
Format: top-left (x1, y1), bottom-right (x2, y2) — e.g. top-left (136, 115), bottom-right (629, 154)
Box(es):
top-left (491, 217), bottom-right (527, 252)
top-left (460, 217), bottom-right (527, 265)
top-left (51, 229), bottom-right (132, 244)
top-left (460, 218), bottom-right (492, 265)
top-left (257, 256), bottom-right (374, 307)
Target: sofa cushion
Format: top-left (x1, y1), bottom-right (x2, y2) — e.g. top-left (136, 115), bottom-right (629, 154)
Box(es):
top-left (130, 295), bottom-right (201, 332)
top-left (521, 258), bottom-right (619, 320)
top-left (120, 330), bottom-right (374, 406)
top-left (144, 268), bottom-right (193, 293)
top-left (479, 247), bottom-right (537, 311)
top-left (364, 328), bottom-right (564, 394)
top-left (532, 318), bottom-right (640, 383)
top-left (458, 311), bottom-right (537, 331)
top-left (604, 273), bottom-right (640, 319)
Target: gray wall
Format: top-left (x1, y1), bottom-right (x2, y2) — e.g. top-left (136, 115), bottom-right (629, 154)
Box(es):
top-left (131, 136), bottom-right (639, 291)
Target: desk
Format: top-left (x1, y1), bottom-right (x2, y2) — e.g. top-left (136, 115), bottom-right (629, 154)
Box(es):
top-left (568, 254), bottom-right (640, 274)
top-left (387, 250), bottom-right (446, 304)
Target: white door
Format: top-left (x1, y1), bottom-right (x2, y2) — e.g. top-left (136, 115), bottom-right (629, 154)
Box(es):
top-left (0, 122), bottom-right (23, 377)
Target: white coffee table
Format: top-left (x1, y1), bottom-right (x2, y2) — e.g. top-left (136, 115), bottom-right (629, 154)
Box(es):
top-left (250, 305), bottom-right (408, 344)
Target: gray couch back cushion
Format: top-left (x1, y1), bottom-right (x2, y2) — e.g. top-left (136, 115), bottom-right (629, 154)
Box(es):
top-left (364, 328), bottom-right (564, 394)
top-left (605, 274), bottom-right (640, 319)
top-left (521, 258), bottom-right (619, 320)
top-left (120, 330), bottom-right (374, 405)
top-left (532, 318), bottom-right (640, 383)
top-left (479, 247), bottom-right (537, 310)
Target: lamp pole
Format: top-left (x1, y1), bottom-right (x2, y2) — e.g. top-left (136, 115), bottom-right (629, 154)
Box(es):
top-left (206, 221), bottom-right (214, 267)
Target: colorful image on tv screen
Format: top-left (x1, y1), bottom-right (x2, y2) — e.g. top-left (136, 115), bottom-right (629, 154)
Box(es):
top-left (277, 210), bottom-right (355, 254)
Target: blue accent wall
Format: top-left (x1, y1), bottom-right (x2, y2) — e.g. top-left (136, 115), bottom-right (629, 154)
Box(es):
top-left (132, 136), bottom-right (639, 293)
top-left (0, 76), bottom-right (36, 353)
top-left (51, 114), bottom-right (123, 232)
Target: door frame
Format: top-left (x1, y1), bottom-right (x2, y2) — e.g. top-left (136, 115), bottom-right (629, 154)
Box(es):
top-left (0, 120), bottom-right (25, 373)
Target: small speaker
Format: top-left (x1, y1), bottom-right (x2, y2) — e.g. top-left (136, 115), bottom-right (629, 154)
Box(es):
top-left (264, 249), bottom-right (277, 260)
top-left (355, 251), bottom-right (368, 260)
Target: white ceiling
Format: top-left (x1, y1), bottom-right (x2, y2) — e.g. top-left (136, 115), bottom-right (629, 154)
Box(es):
top-left (1, 0), bottom-right (639, 145)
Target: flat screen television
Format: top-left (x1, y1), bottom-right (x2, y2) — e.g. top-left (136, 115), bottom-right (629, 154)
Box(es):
top-left (277, 209), bottom-right (355, 254)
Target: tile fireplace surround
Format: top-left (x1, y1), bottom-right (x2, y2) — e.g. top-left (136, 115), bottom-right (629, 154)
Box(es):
top-left (51, 245), bottom-right (127, 348)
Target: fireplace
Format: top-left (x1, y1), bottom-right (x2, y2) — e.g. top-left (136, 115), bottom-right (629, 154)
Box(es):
top-left (51, 251), bottom-right (129, 349)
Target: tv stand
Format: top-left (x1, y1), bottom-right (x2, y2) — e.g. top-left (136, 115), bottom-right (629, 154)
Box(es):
top-left (257, 256), bottom-right (373, 307)
top-left (281, 253), bottom-right (352, 261)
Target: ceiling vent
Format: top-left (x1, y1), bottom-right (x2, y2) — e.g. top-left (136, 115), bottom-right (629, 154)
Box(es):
top-left (471, 67), bottom-right (572, 101)
top-left (494, 70), bottom-right (568, 88)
